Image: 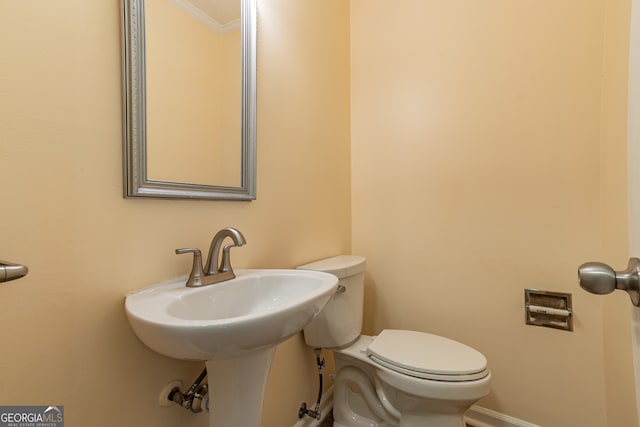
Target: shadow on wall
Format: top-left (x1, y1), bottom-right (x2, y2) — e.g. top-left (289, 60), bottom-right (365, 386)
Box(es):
top-left (362, 272), bottom-right (384, 335)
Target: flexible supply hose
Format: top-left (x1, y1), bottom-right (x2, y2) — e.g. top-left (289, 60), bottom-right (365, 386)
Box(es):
top-left (314, 350), bottom-right (324, 411)
top-left (298, 349), bottom-right (325, 420)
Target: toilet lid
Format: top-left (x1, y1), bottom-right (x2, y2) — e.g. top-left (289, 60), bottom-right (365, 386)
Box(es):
top-left (367, 330), bottom-right (489, 382)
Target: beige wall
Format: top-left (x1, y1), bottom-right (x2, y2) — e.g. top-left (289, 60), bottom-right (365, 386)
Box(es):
top-left (0, 1), bottom-right (350, 426)
top-left (351, 0), bottom-right (636, 426)
top-left (1, 0), bottom-right (637, 426)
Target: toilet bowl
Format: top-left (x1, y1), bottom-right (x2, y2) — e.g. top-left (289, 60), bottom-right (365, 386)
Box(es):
top-left (298, 256), bottom-right (491, 427)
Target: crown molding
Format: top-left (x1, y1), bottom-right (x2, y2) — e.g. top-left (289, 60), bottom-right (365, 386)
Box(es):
top-left (169, 0), bottom-right (240, 34)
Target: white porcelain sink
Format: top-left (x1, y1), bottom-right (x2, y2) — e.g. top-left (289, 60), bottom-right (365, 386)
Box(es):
top-left (125, 269), bottom-right (338, 427)
top-left (125, 269), bottom-right (338, 360)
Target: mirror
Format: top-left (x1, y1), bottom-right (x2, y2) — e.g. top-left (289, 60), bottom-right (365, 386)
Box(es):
top-left (121, 0), bottom-right (256, 200)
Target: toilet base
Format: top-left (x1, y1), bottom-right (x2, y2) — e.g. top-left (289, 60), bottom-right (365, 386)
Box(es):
top-left (331, 336), bottom-right (490, 427)
top-left (332, 368), bottom-right (476, 427)
top-left (397, 413), bottom-right (466, 427)
top-left (333, 417), bottom-right (467, 427)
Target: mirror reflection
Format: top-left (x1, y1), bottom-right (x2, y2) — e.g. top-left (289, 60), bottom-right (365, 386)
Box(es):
top-left (121, 0), bottom-right (256, 200)
top-left (146, 0), bottom-right (241, 187)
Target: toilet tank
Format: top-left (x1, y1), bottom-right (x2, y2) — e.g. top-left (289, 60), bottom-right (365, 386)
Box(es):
top-left (297, 255), bottom-right (366, 349)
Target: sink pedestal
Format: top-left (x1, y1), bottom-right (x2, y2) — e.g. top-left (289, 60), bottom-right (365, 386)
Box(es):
top-left (205, 347), bottom-right (276, 427)
top-left (125, 270), bottom-right (338, 425)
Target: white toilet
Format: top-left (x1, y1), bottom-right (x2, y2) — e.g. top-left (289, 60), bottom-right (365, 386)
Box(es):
top-left (298, 255), bottom-right (491, 427)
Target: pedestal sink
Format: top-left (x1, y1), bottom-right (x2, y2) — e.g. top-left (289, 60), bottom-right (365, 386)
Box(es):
top-left (125, 269), bottom-right (338, 426)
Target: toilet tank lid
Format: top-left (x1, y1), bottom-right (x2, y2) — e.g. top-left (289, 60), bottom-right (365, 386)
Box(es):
top-left (297, 255), bottom-right (366, 279)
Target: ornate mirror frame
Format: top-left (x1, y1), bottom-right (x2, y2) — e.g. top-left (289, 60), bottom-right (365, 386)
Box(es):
top-left (120, 0), bottom-right (256, 200)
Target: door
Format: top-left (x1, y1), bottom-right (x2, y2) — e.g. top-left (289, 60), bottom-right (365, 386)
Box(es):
top-left (629, 0), bottom-right (640, 421)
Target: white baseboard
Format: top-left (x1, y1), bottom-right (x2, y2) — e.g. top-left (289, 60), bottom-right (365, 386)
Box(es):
top-left (465, 406), bottom-right (541, 427)
top-left (292, 386), bottom-right (334, 427)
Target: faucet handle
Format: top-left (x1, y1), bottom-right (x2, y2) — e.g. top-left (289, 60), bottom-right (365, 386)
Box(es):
top-left (175, 248), bottom-right (205, 287)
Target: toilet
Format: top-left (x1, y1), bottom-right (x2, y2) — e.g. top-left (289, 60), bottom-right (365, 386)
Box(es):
top-left (298, 255), bottom-right (491, 427)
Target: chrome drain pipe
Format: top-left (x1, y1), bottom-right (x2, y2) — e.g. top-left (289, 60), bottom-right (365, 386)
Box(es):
top-left (167, 368), bottom-right (208, 413)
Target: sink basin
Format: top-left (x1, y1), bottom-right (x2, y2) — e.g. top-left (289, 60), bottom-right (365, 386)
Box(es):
top-left (126, 269), bottom-right (338, 426)
top-left (125, 269), bottom-right (338, 360)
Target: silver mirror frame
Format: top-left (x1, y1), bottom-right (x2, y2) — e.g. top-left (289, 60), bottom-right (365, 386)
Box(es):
top-left (121, 0), bottom-right (257, 200)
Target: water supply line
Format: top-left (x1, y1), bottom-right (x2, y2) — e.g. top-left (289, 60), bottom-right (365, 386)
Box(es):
top-left (298, 348), bottom-right (325, 420)
top-left (167, 368), bottom-right (209, 413)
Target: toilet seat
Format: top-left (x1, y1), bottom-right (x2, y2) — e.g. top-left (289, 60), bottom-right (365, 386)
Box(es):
top-left (367, 329), bottom-right (489, 382)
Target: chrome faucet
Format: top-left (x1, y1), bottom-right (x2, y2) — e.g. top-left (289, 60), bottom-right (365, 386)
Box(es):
top-left (175, 227), bottom-right (247, 287)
